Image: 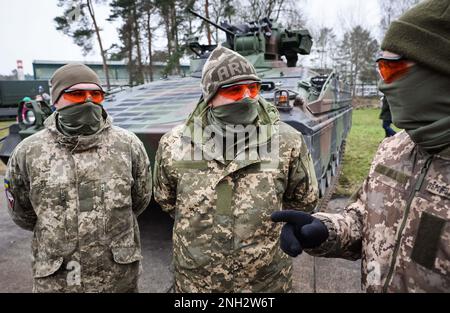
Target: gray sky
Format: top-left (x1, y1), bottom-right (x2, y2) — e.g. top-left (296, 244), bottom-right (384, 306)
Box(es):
top-left (304, 0), bottom-right (381, 36)
top-left (0, 0), bottom-right (382, 75)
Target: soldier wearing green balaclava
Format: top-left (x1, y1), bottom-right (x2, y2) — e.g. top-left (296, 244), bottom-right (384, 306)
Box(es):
top-left (377, 0), bottom-right (450, 154)
top-left (50, 63), bottom-right (106, 136)
top-left (271, 0), bottom-right (450, 293)
top-left (5, 63), bottom-right (152, 292)
top-left (154, 45), bottom-right (319, 293)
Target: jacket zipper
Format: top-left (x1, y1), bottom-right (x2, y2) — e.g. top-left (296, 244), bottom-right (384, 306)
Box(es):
top-left (382, 155), bottom-right (433, 292)
top-left (100, 183), bottom-right (106, 234)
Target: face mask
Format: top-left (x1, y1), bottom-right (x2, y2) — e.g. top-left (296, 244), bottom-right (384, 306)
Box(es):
top-left (378, 65), bottom-right (450, 153)
top-left (205, 97), bottom-right (259, 161)
top-left (57, 102), bottom-right (104, 136)
top-left (207, 97), bottom-right (259, 126)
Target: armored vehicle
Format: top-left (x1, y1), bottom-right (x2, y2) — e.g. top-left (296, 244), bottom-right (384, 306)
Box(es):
top-left (0, 12), bottom-right (352, 209)
top-left (0, 80), bottom-right (50, 119)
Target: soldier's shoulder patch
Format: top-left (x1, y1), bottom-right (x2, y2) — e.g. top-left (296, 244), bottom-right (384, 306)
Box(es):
top-left (4, 179), bottom-right (14, 209)
top-left (426, 179), bottom-right (450, 199)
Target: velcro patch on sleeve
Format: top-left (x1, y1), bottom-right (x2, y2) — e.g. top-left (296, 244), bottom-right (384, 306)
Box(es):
top-left (411, 212), bottom-right (446, 270)
top-left (374, 164), bottom-right (410, 184)
top-left (4, 179), bottom-right (14, 209)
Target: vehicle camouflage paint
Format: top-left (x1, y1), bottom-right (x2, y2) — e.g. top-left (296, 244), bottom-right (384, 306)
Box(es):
top-left (0, 12), bottom-right (352, 209)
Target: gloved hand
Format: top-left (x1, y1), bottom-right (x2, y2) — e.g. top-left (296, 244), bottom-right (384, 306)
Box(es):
top-left (271, 210), bottom-right (329, 257)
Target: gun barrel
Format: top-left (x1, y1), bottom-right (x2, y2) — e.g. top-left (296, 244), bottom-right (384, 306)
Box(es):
top-left (188, 9), bottom-right (235, 37)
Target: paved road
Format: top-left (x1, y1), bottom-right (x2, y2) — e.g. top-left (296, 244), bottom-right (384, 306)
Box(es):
top-left (0, 175), bottom-right (361, 293)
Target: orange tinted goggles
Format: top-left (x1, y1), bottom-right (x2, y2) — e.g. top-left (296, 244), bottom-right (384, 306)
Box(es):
top-left (62, 89), bottom-right (105, 103)
top-left (217, 82), bottom-right (261, 101)
top-left (376, 58), bottom-right (411, 84)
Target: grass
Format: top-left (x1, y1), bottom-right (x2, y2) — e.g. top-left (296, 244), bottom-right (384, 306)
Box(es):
top-left (335, 108), bottom-right (399, 196)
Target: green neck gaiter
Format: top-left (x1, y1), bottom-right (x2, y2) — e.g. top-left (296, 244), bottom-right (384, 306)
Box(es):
top-left (206, 97), bottom-right (259, 160)
top-left (57, 102), bottom-right (104, 136)
top-left (379, 65), bottom-right (450, 153)
top-left (208, 97), bottom-right (259, 126)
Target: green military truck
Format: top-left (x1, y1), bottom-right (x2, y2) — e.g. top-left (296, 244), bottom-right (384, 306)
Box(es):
top-left (0, 80), bottom-right (50, 119)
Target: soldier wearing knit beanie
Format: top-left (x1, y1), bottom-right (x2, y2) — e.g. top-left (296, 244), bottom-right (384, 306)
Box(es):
top-left (271, 0), bottom-right (450, 293)
top-left (381, 0), bottom-right (450, 77)
top-left (378, 0), bottom-right (450, 153)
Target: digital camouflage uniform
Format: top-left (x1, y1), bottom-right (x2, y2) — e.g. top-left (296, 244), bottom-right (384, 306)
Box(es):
top-left (154, 97), bottom-right (319, 292)
top-left (5, 111), bottom-right (152, 292)
top-left (309, 131), bottom-right (450, 292)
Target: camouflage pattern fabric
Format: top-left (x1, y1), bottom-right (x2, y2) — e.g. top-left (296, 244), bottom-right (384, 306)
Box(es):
top-left (201, 45), bottom-right (261, 104)
top-left (154, 117), bottom-right (319, 292)
top-left (5, 111), bottom-right (152, 293)
top-left (309, 131), bottom-right (450, 292)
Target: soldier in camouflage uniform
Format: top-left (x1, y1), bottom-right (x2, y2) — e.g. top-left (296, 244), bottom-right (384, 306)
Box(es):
top-left (5, 63), bottom-right (152, 292)
top-left (272, 0), bottom-right (450, 292)
top-left (153, 45), bottom-right (319, 292)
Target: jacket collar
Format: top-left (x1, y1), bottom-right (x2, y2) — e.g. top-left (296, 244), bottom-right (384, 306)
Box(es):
top-left (181, 96), bottom-right (280, 164)
top-left (436, 146), bottom-right (450, 159)
top-left (44, 108), bottom-right (112, 152)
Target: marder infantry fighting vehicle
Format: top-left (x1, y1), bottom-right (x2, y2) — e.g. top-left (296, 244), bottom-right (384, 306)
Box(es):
top-left (0, 11), bottom-right (352, 209)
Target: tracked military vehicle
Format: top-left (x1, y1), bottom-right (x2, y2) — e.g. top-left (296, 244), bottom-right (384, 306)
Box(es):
top-left (0, 11), bottom-right (352, 209)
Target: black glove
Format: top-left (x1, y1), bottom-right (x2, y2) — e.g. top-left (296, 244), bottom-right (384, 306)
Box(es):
top-left (271, 210), bottom-right (329, 257)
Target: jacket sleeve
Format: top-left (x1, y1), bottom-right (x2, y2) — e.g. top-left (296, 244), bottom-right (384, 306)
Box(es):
top-left (5, 146), bottom-right (36, 231)
top-left (306, 180), bottom-right (367, 261)
top-left (282, 134), bottom-right (319, 213)
top-left (130, 135), bottom-right (152, 217)
top-left (153, 135), bottom-right (177, 219)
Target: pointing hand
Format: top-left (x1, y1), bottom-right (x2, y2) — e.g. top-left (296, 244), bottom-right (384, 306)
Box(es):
top-left (271, 210), bottom-right (329, 257)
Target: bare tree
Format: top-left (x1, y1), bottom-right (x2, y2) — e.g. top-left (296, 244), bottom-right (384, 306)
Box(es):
top-left (86, 0), bottom-right (111, 89)
top-left (234, 0), bottom-right (289, 22)
top-left (142, 0), bottom-right (158, 82)
top-left (132, 3), bottom-right (145, 84)
top-left (279, 0), bottom-right (306, 29)
top-left (379, 0), bottom-right (421, 36)
top-left (311, 27), bottom-right (338, 70)
top-left (204, 0), bottom-right (212, 45)
top-left (55, 0), bottom-right (111, 89)
top-left (208, 0), bottom-right (236, 43)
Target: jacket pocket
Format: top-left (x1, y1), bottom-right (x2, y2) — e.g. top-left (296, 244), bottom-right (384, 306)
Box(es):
top-left (104, 176), bottom-right (133, 235)
top-left (172, 232), bottom-right (211, 270)
top-left (366, 170), bottom-right (407, 224)
top-left (111, 246), bottom-right (142, 264)
top-left (30, 179), bottom-right (68, 213)
top-left (32, 257), bottom-right (64, 278)
top-left (78, 180), bottom-right (98, 212)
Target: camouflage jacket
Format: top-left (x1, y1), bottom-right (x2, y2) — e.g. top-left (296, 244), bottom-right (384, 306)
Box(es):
top-left (154, 99), bottom-right (319, 292)
top-left (310, 131), bottom-right (450, 292)
top-left (5, 111), bottom-right (152, 292)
